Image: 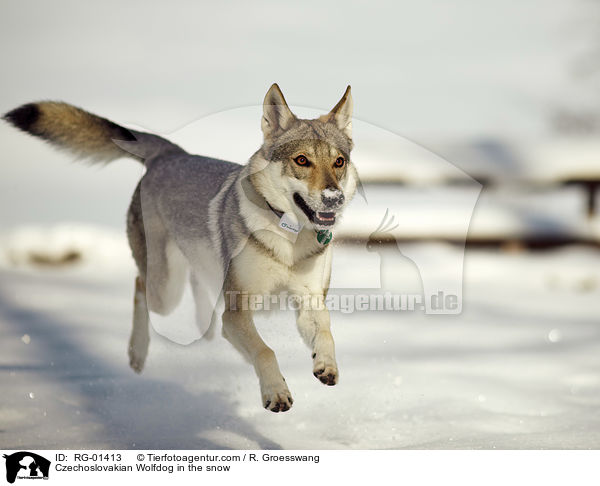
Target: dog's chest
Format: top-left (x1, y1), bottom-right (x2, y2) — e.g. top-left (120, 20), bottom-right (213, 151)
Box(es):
top-left (267, 227), bottom-right (325, 266)
top-left (233, 228), bottom-right (328, 293)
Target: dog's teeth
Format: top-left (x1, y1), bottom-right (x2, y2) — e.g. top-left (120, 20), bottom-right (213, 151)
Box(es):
top-left (317, 212), bottom-right (335, 221)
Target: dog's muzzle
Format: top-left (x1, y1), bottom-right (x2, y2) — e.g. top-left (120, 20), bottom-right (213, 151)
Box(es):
top-left (321, 188), bottom-right (345, 209)
top-left (294, 192), bottom-right (342, 227)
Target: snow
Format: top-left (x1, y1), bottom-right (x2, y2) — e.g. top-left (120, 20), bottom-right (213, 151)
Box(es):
top-left (0, 226), bottom-right (599, 449)
top-left (1, 0), bottom-right (599, 450)
top-left (0, 224), bottom-right (130, 270)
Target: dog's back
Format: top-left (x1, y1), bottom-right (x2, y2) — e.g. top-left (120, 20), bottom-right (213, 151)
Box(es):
top-left (3, 100), bottom-right (243, 262)
top-left (4, 101), bottom-right (244, 365)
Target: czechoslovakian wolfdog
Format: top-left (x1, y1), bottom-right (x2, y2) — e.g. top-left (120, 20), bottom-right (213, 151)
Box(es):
top-left (4, 84), bottom-right (358, 412)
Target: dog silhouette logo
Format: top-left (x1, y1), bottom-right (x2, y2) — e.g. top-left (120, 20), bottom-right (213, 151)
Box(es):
top-left (3, 452), bottom-right (50, 483)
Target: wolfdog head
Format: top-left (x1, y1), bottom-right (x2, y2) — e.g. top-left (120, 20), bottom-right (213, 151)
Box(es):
top-left (250, 84), bottom-right (359, 230)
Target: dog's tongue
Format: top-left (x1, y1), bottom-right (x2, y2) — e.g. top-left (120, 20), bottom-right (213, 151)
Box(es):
top-left (317, 211), bottom-right (336, 222)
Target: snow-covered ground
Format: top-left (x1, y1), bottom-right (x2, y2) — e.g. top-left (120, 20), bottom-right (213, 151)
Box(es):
top-left (0, 227), bottom-right (598, 450)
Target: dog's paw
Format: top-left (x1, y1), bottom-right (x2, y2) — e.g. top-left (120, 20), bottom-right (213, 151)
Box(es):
top-left (312, 355), bottom-right (338, 386)
top-left (261, 380), bottom-right (293, 413)
top-left (128, 345), bottom-right (146, 374)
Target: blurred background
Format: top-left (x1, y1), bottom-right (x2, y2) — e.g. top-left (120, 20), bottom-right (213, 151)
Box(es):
top-left (0, 0), bottom-right (599, 449)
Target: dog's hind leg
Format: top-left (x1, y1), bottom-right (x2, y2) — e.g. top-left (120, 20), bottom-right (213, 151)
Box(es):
top-left (126, 184), bottom-right (152, 373)
top-left (129, 276), bottom-right (150, 373)
top-left (145, 236), bottom-right (188, 315)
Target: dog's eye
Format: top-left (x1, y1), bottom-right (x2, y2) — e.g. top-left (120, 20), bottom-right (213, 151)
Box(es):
top-left (294, 155), bottom-right (309, 166)
top-left (334, 157), bottom-right (345, 168)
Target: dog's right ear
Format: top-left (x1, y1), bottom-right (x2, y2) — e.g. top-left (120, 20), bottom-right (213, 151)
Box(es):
top-left (262, 84), bottom-right (296, 138)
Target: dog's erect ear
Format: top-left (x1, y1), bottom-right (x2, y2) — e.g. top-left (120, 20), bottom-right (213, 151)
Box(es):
top-left (262, 84), bottom-right (296, 138)
top-left (328, 85), bottom-right (353, 138)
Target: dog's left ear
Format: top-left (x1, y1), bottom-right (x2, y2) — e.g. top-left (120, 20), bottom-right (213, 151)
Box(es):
top-left (328, 85), bottom-right (353, 138)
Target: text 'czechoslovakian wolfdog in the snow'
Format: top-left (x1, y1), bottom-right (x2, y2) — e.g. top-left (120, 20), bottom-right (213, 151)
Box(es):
top-left (4, 84), bottom-right (358, 412)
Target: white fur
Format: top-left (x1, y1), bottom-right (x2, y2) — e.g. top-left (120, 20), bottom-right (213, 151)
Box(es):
top-left (322, 187), bottom-right (341, 199)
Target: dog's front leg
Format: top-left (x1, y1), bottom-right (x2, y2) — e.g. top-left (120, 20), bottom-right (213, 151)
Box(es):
top-left (297, 305), bottom-right (338, 386)
top-left (222, 307), bottom-right (293, 412)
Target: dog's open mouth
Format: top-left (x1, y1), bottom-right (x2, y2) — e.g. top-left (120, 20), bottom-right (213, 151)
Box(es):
top-left (315, 211), bottom-right (336, 224)
top-left (293, 193), bottom-right (337, 226)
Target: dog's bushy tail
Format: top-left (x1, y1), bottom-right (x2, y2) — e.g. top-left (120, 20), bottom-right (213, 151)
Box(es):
top-left (3, 101), bottom-right (184, 163)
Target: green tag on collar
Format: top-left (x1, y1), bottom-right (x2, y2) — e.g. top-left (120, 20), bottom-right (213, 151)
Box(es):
top-left (316, 229), bottom-right (332, 245)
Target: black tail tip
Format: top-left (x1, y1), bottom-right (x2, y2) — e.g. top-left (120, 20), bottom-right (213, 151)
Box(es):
top-left (3, 103), bottom-right (40, 133)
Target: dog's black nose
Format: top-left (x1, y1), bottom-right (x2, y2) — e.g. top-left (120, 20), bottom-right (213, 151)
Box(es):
top-left (321, 189), bottom-right (345, 208)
